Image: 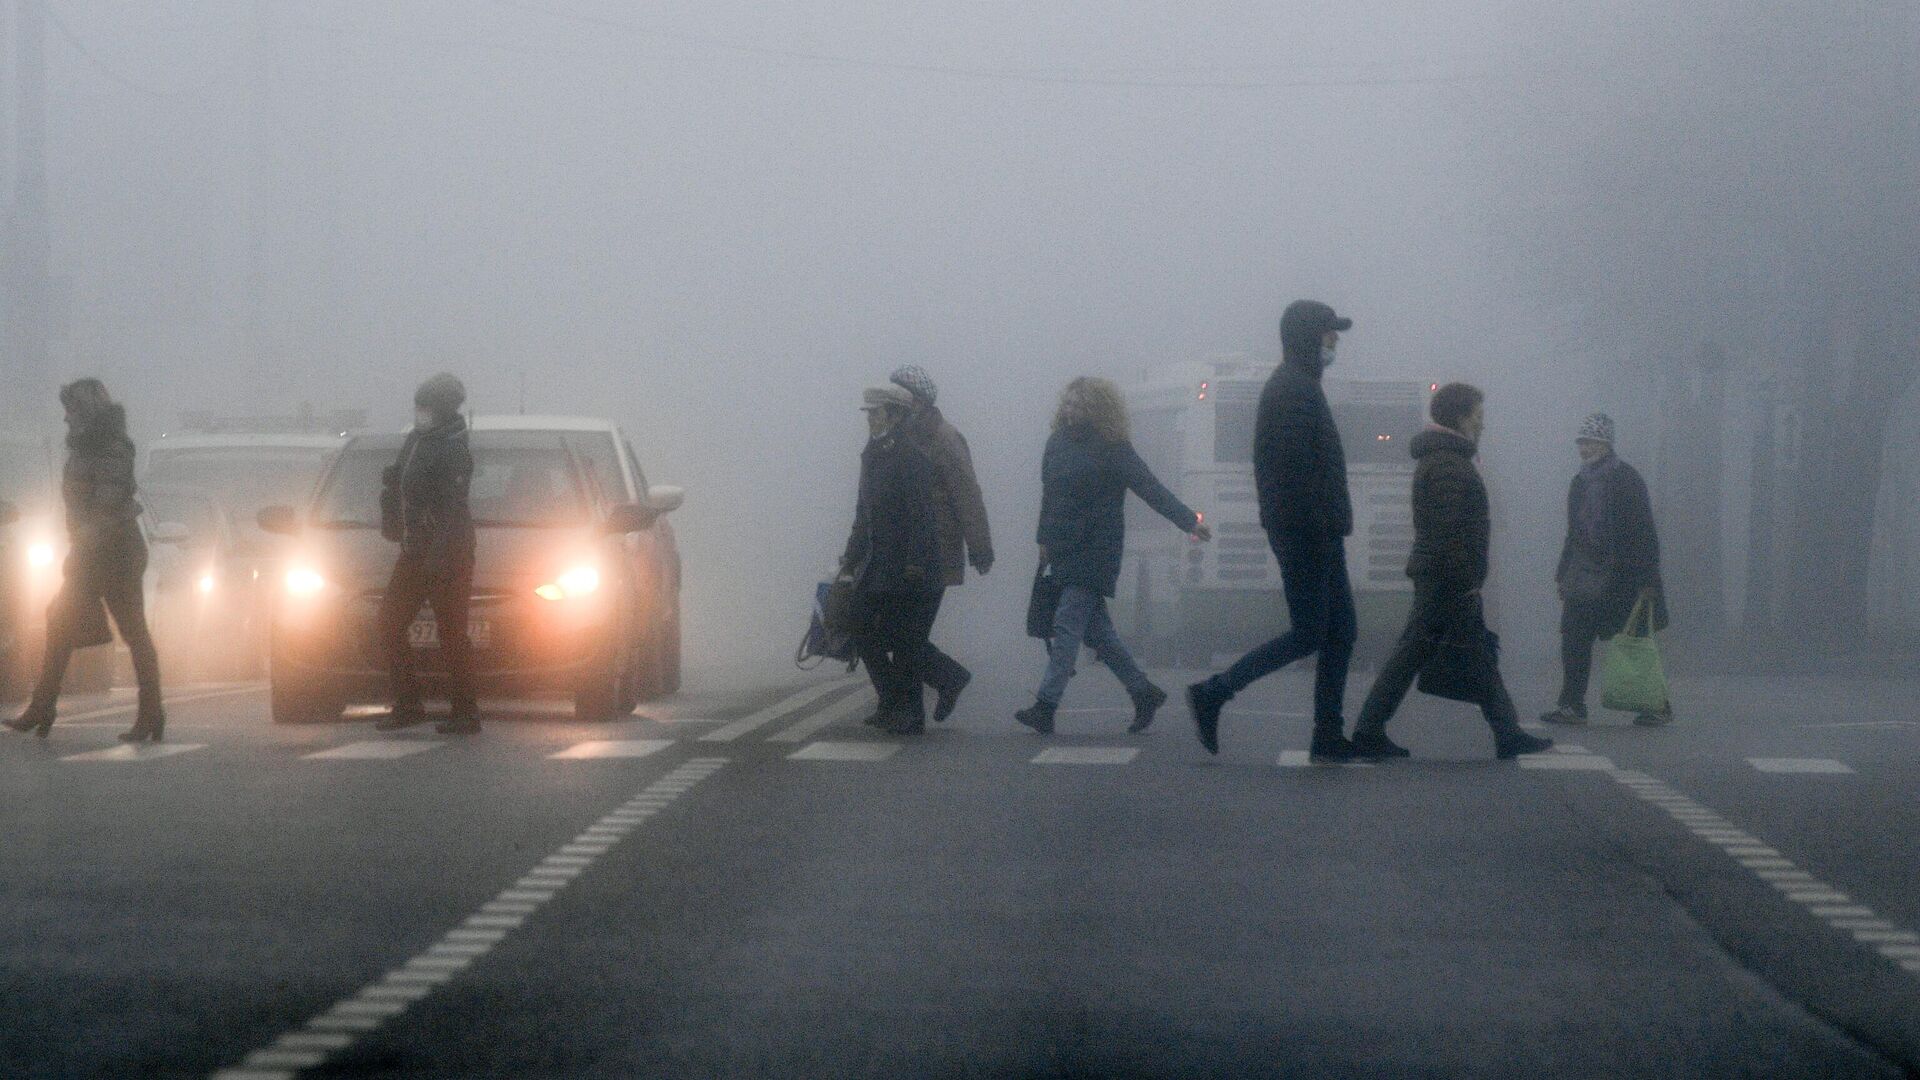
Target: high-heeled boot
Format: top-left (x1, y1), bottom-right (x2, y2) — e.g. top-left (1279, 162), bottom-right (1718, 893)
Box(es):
top-left (5, 701), bottom-right (56, 737)
top-left (119, 706), bottom-right (166, 743)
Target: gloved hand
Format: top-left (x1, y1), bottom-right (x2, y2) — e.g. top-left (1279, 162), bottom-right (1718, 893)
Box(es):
top-left (971, 550), bottom-right (995, 576)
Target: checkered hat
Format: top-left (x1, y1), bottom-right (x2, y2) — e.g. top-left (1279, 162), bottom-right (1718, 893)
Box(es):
top-left (1578, 413), bottom-right (1615, 444)
top-left (889, 365), bottom-right (938, 405)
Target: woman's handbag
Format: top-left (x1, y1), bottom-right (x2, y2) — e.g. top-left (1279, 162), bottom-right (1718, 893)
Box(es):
top-left (1416, 596), bottom-right (1499, 704)
top-left (795, 580), bottom-right (859, 670)
top-left (1026, 565), bottom-right (1062, 641)
top-left (1601, 594), bottom-right (1669, 713)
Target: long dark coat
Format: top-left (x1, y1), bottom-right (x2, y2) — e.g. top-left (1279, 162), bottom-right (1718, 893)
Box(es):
top-left (382, 416), bottom-right (475, 575)
top-left (1555, 453), bottom-right (1668, 636)
top-left (841, 428), bottom-right (942, 595)
top-left (1404, 427), bottom-right (1490, 592)
top-left (1036, 425), bottom-right (1197, 597)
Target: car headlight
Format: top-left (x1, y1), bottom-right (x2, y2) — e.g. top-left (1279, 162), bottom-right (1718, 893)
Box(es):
top-left (197, 571), bottom-right (217, 596)
top-left (26, 542), bottom-right (55, 570)
top-left (535, 564), bottom-right (600, 601)
top-left (285, 566), bottom-right (328, 597)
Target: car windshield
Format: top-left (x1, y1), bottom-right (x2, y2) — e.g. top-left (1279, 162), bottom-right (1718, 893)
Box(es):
top-left (142, 491), bottom-right (223, 545)
top-left (146, 448), bottom-right (336, 539)
top-left (312, 432), bottom-right (588, 529)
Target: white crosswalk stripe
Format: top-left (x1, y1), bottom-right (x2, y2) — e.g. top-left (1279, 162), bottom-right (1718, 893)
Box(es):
top-left (701, 679), bottom-right (861, 743)
top-left (60, 743), bottom-right (207, 763)
top-left (788, 741), bottom-right (898, 762)
top-left (1748, 757), bottom-right (1853, 774)
top-left (1032, 746), bottom-right (1138, 765)
top-left (769, 691), bottom-right (875, 743)
top-left (304, 741), bottom-right (442, 760)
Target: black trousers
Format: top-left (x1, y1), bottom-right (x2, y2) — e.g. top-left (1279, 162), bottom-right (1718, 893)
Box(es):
top-left (1206, 533), bottom-right (1357, 724)
top-left (31, 533), bottom-right (162, 717)
top-left (854, 590), bottom-right (942, 717)
top-left (380, 552), bottom-right (476, 719)
top-left (1556, 598), bottom-right (1612, 709)
top-left (1353, 581), bottom-right (1522, 737)
top-left (916, 589), bottom-right (969, 700)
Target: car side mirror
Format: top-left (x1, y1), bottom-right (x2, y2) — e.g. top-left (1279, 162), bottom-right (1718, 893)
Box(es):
top-left (257, 506), bottom-right (300, 536)
top-left (604, 503), bottom-right (657, 534)
top-left (0, 502), bottom-right (16, 528)
top-left (645, 485), bottom-right (684, 515)
top-left (150, 521), bottom-right (191, 545)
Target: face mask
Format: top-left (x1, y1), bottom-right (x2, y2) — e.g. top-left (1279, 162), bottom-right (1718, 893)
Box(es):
top-left (1320, 342), bottom-right (1337, 368)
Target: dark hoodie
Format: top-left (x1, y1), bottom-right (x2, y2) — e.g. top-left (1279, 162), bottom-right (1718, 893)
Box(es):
top-left (384, 415), bottom-right (475, 571)
top-left (63, 402), bottom-right (142, 545)
top-left (1253, 313), bottom-right (1353, 539)
top-left (1405, 425), bottom-right (1489, 591)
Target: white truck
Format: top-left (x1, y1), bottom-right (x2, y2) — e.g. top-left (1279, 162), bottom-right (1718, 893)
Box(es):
top-left (1116, 357), bottom-right (1431, 667)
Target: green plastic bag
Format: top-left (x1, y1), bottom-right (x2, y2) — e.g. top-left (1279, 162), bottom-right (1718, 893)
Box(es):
top-left (1601, 596), bottom-right (1668, 713)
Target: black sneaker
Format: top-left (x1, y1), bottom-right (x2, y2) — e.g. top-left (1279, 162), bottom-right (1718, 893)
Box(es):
top-left (1495, 730), bottom-right (1554, 759)
top-left (1128, 685), bottom-right (1168, 734)
top-left (1014, 700), bottom-right (1056, 735)
top-left (1187, 682), bottom-right (1225, 754)
top-left (1540, 705), bottom-right (1587, 726)
top-left (1348, 727), bottom-right (1409, 760)
top-left (1308, 729), bottom-right (1359, 763)
top-left (933, 671), bottom-right (971, 723)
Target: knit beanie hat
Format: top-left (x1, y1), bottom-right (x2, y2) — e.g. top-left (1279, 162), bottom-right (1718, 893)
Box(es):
top-left (1578, 413), bottom-right (1615, 444)
top-left (415, 372), bottom-right (467, 417)
top-left (889, 365), bottom-right (938, 405)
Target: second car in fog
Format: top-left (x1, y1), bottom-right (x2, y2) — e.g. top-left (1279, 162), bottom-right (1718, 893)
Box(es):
top-left (259, 416), bottom-right (683, 723)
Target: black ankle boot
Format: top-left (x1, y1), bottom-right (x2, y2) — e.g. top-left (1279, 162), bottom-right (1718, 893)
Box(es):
top-left (120, 705), bottom-right (166, 744)
top-left (1128, 684), bottom-right (1168, 734)
top-left (1015, 699), bottom-right (1056, 735)
top-left (6, 703), bottom-right (55, 738)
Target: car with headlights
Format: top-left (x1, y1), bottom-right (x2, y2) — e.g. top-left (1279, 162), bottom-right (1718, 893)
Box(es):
top-left (140, 486), bottom-right (267, 681)
top-left (0, 433), bottom-right (113, 698)
top-left (257, 416), bottom-right (683, 723)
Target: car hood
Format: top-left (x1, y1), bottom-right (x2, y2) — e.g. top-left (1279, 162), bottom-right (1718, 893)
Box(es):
top-left (296, 525), bottom-right (604, 594)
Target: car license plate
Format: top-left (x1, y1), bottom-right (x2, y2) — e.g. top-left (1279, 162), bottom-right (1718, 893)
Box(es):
top-left (409, 619), bottom-right (491, 649)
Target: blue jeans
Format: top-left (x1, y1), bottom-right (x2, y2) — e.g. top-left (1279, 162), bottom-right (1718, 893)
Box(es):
top-left (1037, 585), bottom-right (1154, 706)
top-left (1204, 533), bottom-right (1357, 723)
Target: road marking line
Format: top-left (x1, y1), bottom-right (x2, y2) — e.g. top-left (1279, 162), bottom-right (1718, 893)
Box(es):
top-left (1032, 746), bottom-right (1139, 766)
top-left (1517, 753), bottom-right (1614, 771)
top-left (304, 741), bottom-right (441, 760)
top-left (788, 740), bottom-right (900, 762)
top-left (59, 743), bottom-right (207, 763)
top-left (701, 679), bottom-right (862, 742)
top-left (769, 689), bottom-right (876, 743)
top-left (53, 683), bottom-right (263, 727)
top-left (548, 738), bottom-right (674, 760)
top-left (1609, 767), bottom-right (1918, 982)
top-left (1747, 757), bottom-right (1854, 774)
top-left (1275, 750), bottom-right (1374, 768)
top-left (210, 755), bottom-right (729, 1080)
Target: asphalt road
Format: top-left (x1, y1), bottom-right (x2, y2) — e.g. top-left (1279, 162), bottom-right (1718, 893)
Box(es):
top-left (1, 655), bottom-right (1917, 1078)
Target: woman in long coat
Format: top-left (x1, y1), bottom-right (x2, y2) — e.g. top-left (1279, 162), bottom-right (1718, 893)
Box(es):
top-left (1018, 377), bottom-right (1211, 735)
top-left (6, 379), bottom-right (166, 742)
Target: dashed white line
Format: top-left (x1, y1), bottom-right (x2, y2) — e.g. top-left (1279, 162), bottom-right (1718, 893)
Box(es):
top-left (1748, 757), bottom-right (1854, 774)
top-left (208, 755), bottom-right (729, 1080)
top-left (1608, 767), bottom-right (1920, 982)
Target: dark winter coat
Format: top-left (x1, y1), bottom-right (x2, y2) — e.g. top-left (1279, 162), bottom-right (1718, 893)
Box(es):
top-left (1556, 452), bottom-right (1667, 635)
top-left (1036, 424), bottom-right (1198, 597)
top-left (1405, 426), bottom-right (1490, 593)
top-left (841, 427), bottom-right (942, 594)
top-left (1254, 354), bottom-right (1353, 539)
top-left (62, 403), bottom-right (143, 551)
top-left (383, 416), bottom-right (475, 574)
top-left (901, 405), bottom-right (994, 587)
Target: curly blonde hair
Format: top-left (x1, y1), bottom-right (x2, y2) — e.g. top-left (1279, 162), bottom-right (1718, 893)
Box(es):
top-left (1053, 377), bottom-right (1130, 443)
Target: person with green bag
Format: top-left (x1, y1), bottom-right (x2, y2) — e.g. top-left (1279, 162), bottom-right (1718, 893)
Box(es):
top-left (1542, 413), bottom-right (1674, 727)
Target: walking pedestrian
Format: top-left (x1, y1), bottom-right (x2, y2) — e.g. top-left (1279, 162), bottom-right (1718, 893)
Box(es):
top-left (840, 384), bottom-right (944, 734)
top-left (1346, 384), bottom-right (1554, 760)
top-left (375, 373), bottom-right (479, 735)
top-left (6, 379), bottom-right (166, 742)
top-left (889, 365), bottom-right (994, 723)
top-left (1018, 377), bottom-right (1211, 735)
top-left (1542, 413), bottom-right (1672, 726)
top-left (1188, 299), bottom-right (1359, 759)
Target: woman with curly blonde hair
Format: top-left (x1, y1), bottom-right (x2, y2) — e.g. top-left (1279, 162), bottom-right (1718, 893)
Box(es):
top-left (1019, 377), bottom-right (1212, 735)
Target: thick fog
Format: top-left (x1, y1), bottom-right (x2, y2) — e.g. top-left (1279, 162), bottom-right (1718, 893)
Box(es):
top-left (7, 2), bottom-right (1914, 669)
